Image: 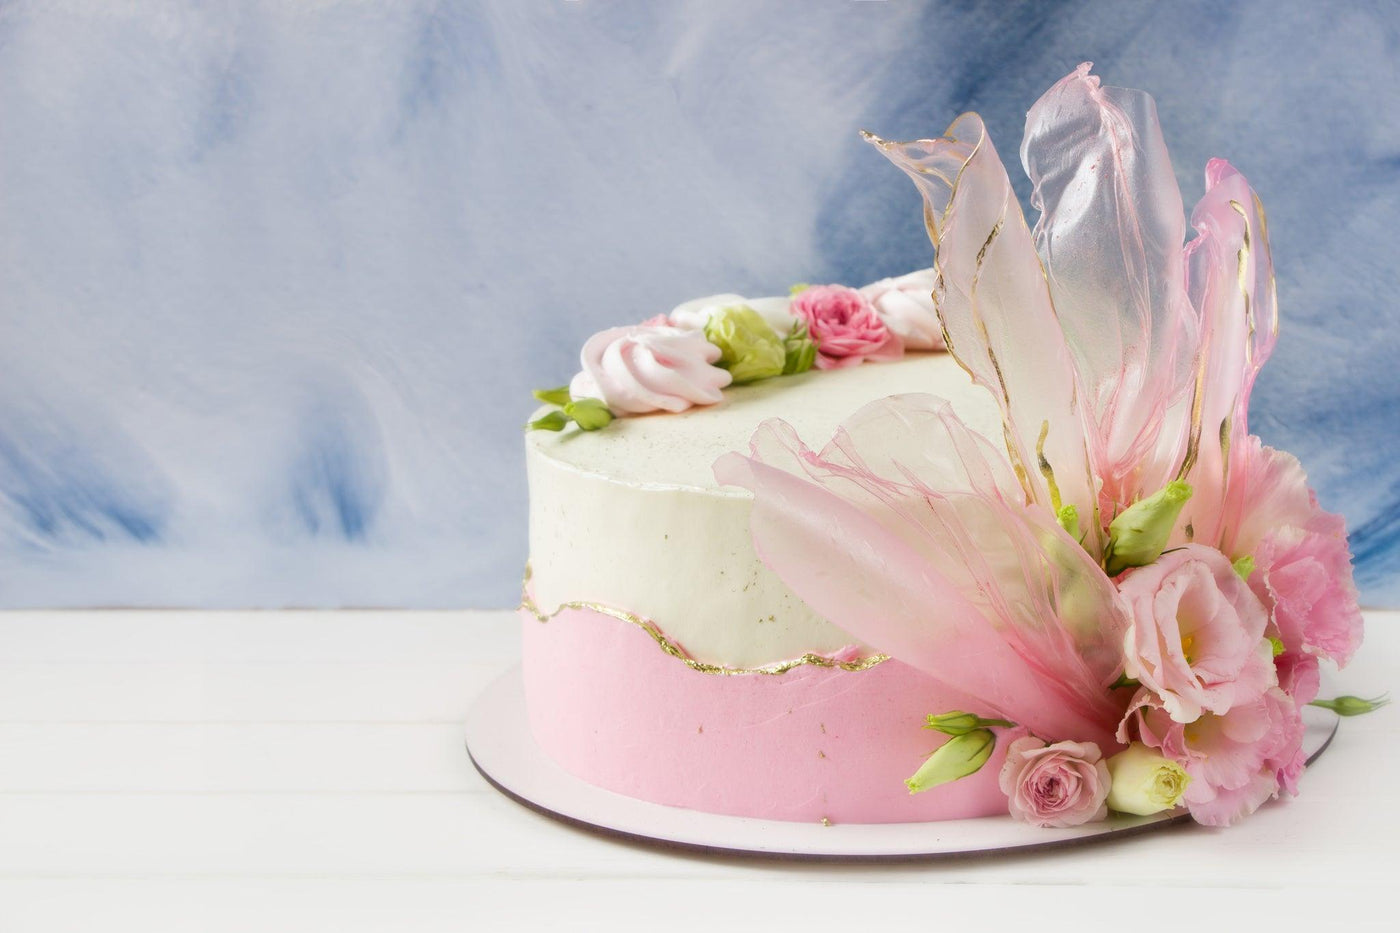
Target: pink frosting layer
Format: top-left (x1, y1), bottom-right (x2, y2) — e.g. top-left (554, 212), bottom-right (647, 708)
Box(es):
top-left (521, 603), bottom-right (1011, 824)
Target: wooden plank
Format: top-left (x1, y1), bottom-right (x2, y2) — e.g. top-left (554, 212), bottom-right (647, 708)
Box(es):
top-left (0, 723), bottom-right (485, 794)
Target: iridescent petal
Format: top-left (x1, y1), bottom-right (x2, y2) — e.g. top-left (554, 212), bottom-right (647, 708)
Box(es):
top-left (863, 118), bottom-right (1101, 553)
top-left (714, 395), bottom-right (1130, 746)
top-left (1021, 63), bottom-right (1198, 514)
top-left (1177, 160), bottom-right (1279, 546)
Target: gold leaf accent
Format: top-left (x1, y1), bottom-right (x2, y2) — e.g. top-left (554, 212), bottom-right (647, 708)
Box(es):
top-left (1035, 419), bottom-right (1063, 513)
top-left (518, 565), bottom-right (889, 677)
top-left (1229, 200), bottom-right (1255, 364)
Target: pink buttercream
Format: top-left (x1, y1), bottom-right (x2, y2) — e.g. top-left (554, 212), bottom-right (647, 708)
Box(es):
top-left (520, 602), bottom-right (1011, 824)
top-left (859, 269), bottom-right (945, 351)
top-left (998, 736), bottom-right (1110, 828)
top-left (569, 324), bottom-right (731, 415)
top-left (1117, 545), bottom-right (1274, 723)
top-left (790, 285), bottom-right (904, 370)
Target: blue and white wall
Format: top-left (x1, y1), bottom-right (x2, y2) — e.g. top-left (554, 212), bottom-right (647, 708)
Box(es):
top-left (3, 0), bottom-right (1397, 607)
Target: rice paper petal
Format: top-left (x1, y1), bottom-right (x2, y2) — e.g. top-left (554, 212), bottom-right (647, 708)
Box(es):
top-left (1177, 159), bottom-right (1279, 547)
top-left (714, 397), bottom-right (1130, 746)
top-left (1021, 63), bottom-right (1197, 512)
top-left (819, 393), bottom-right (1024, 503)
top-left (863, 119), bottom-right (1101, 554)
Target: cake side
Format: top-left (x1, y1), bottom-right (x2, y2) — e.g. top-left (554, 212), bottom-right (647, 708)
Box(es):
top-left (525, 351), bottom-right (999, 666)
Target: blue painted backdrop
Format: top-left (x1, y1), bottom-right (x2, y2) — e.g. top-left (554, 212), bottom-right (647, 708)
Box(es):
top-left (2, 0), bottom-right (1397, 607)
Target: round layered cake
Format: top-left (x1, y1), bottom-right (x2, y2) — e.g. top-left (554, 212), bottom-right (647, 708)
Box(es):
top-left (522, 348), bottom-right (1013, 823)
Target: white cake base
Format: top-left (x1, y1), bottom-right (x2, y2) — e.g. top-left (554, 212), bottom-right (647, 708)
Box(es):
top-left (466, 665), bottom-right (1341, 860)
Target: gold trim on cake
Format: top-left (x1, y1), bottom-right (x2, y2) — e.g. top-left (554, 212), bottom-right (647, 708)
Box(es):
top-left (518, 565), bottom-right (889, 676)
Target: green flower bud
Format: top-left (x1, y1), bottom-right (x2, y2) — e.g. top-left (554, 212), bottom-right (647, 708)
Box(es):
top-left (1232, 554), bottom-right (1256, 580)
top-left (1105, 742), bottom-right (1191, 816)
top-left (704, 305), bottom-right (786, 384)
top-left (1104, 481), bottom-right (1193, 576)
top-left (532, 386), bottom-right (572, 407)
top-left (1057, 504), bottom-right (1081, 541)
top-left (526, 410), bottom-right (569, 432)
top-left (924, 710), bottom-right (1015, 736)
top-left (1310, 694), bottom-right (1391, 716)
top-left (563, 397), bottom-right (614, 431)
top-left (782, 319), bottom-right (817, 375)
top-left (1267, 636), bottom-right (1286, 657)
top-left (905, 729), bottom-right (995, 794)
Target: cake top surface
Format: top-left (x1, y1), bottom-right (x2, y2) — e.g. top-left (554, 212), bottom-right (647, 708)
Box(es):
top-left (527, 350), bottom-right (1002, 493)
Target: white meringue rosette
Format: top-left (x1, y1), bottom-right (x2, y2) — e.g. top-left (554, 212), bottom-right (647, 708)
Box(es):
top-left (668, 293), bottom-right (797, 336)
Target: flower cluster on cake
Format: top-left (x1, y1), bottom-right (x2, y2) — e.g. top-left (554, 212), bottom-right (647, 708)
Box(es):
top-left (716, 63), bottom-right (1377, 828)
top-left (526, 64), bottom-right (1379, 830)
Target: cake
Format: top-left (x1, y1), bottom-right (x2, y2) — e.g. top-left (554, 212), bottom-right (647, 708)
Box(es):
top-left (519, 64), bottom-right (1374, 830)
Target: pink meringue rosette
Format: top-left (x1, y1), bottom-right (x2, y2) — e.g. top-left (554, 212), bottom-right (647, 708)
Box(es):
top-left (570, 323), bottom-right (731, 415)
top-left (859, 268), bottom-right (944, 351)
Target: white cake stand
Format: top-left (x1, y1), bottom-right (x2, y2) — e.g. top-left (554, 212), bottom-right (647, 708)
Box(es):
top-left (465, 665), bottom-right (1339, 860)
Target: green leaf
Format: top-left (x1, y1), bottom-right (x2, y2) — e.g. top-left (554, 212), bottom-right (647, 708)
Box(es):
top-left (563, 398), bottom-right (614, 431)
top-left (532, 386), bottom-right (573, 407)
top-left (526, 410), bottom-right (570, 432)
top-left (782, 319), bottom-right (817, 375)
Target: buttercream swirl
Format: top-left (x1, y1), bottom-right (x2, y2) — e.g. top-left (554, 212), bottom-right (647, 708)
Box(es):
top-left (860, 268), bottom-right (945, 350)
top-left (570, 324), bottom-right (732, 414)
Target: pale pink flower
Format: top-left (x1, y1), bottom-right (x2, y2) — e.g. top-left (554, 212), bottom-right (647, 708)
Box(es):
top-left (1255, 513), bottom-right (1364, 667)
top-left (789, 285), bottom-right (903, 370)
top-left (1117, 545), bottom-right (1275, 723)
top-left (998, 736), bottom-right (1110, 828)
top-left (1225, 436), bottom-right (1364, 705)
top-left (569, 324), bottom-right (731, 415)
top-left (1121, 686), bottom-right (1303, 826)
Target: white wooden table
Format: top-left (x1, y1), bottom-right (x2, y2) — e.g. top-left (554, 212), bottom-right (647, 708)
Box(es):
top-left (2, 609), bottom-right (1396, 932)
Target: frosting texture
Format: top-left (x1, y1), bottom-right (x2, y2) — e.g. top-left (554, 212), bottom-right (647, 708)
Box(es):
top-left (570, 324), bottom-right (731, 414)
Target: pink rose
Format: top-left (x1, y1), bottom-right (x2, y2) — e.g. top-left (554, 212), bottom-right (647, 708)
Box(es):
top-left (998, 736), bottom-right (1110, 828)
top-left (859, 269), bottom-right (945, 351)
top-left (790, 284), bottom-right (904, 370)
top-left (569, 324), bottom-right (731, 415)
top-left (1117, 545), bottom-right (1274, 723)
top-left (1121, 686), bottom-right (1303, 827)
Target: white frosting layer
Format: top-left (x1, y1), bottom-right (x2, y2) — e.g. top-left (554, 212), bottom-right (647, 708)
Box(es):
top-left (527, 350), bottom-right (1002, 666)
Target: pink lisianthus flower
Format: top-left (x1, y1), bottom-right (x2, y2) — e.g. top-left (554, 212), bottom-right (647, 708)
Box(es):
top-left (790, 284), bottom-right (904, 370)
top-left (1117, 545), bottom-right (1275, 723)
top-left (1120, 686), bottom-right (1304, 826)
top-left (1226, 437), bottom-right (1364, 706)
top-left (1253, 515), bottom-right (1363, 673)
top-left (998, 736), bottom-right (1110, 828)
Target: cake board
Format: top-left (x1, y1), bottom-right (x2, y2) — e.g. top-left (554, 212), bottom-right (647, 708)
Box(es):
top-left (465, 665), bottom-right (1341, 860)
